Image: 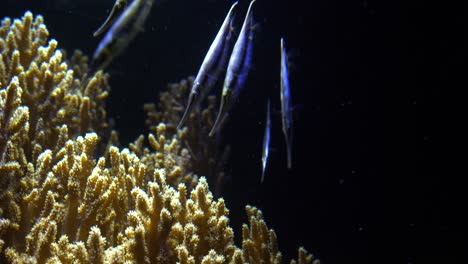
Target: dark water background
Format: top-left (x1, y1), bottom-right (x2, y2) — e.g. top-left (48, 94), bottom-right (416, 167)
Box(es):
top-left (2, 0), bottom-right (465, 263)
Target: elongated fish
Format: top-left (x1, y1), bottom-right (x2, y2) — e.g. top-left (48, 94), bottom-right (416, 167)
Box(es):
top-left (280, 37), bottom-right (293, 169)
top-left (209, 0), bottom-right (256, 137)
top-left (261, 99), bottom-right (271, 182)
top-left (89, 0), bottom-right (154, 74)
top-left (177, 2), bottom-right (238, 130)
top-left (93, 0), bottom-right (128, 37)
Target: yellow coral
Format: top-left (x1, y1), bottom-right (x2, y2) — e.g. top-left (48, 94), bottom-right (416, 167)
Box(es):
top-left (129, 123), bottom-right (197, 189)
top-left (144, 78), bottom-right (229, 196)
top-left (0, 11), bottom-right (318, 264)
top-left (0, 11), bottom-right (111, 261)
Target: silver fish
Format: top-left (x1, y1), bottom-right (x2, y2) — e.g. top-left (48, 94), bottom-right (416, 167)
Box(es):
top-left (261, 99), bottom-right (271, 182)
top-left (93, 0), bottom-right (128, 37)
top-left (209, 0), bottom-right (256, 137)
top-left (280, 37), bottom-right (293, 169)
top-left (177, 1), bottom-right (238, 130)
top-left (89, 0), bottom-right (154, 74)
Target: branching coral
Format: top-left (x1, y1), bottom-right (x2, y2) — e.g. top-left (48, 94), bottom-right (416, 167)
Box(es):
top-left (144, 78), bottom-right (229, 196)
top-left (129, 123), bottom-right (198, 190)
top-left (0, 12), bottom-right (110, 258)
top-left (0, 11), bottom-right (318, 263)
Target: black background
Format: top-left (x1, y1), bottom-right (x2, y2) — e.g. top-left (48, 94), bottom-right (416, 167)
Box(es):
top-left (2, 0), bottom-right (465, 263)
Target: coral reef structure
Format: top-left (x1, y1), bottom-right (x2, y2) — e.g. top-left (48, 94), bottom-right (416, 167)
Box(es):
top-left (143, 77), bottom-right (229, 196)
top-left (0, 12), bottom-right (318, 263)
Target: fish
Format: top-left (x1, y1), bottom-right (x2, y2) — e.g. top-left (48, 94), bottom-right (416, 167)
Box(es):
top-left (280, 37), bottom-right (293, 169)
top-left (88, 0), bottom-right (154, 74)
top-left (261, 99), bottom-right (271, 182)
top-left (209, 0), bottom-right (256, 137)
top-left (177, 1), bottom-right (238, 130)
top-left (93, 0), bottom-right (128, 37)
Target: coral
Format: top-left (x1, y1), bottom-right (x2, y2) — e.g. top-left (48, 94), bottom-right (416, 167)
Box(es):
top-left (144, 78), bottom-right (229, 196)
top-left (0, 12), bottom-right (111, 259)
top-left (0, 11), bottom-right (318, 263)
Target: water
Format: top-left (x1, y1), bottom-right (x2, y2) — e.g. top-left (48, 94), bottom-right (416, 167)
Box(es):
top-left (1, 0), bottom-right (462, 263)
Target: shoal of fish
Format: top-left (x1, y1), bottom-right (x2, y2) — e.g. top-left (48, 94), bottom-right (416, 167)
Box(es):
top-left (90, 0), bottom-right (295, 182)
